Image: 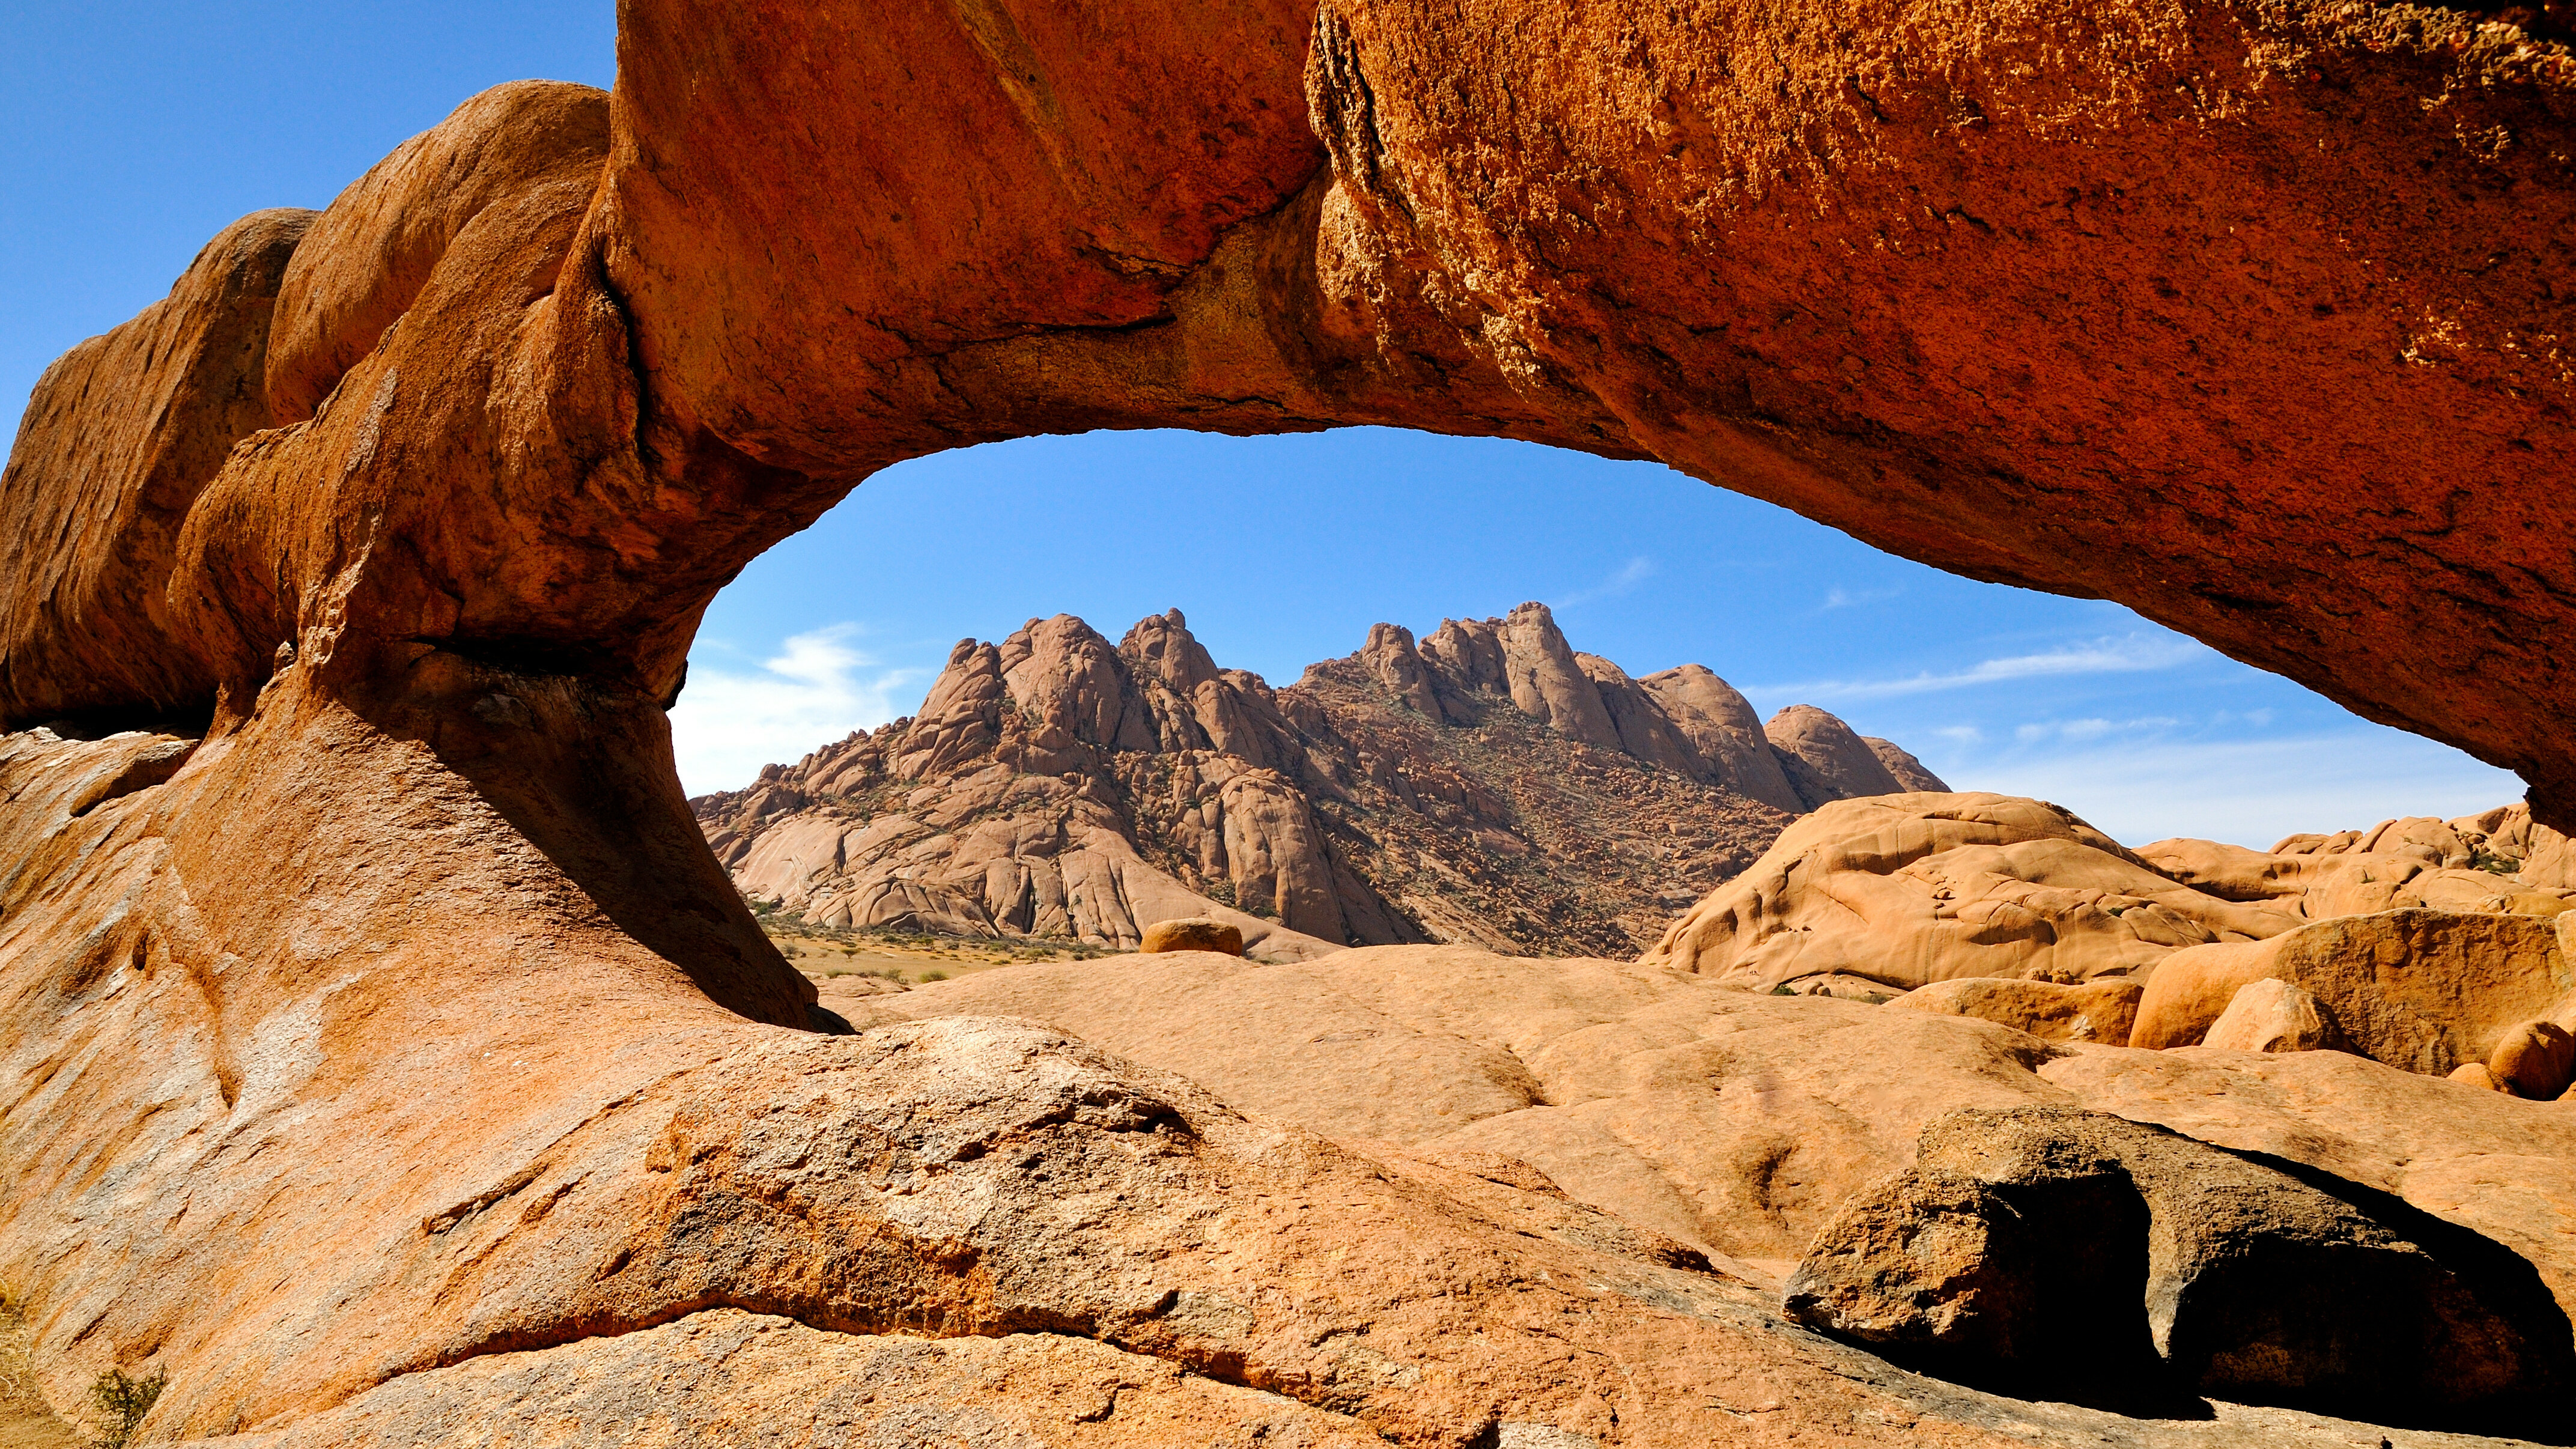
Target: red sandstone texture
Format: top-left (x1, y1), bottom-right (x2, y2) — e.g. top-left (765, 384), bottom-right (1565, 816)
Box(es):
top-left (1, 2), bottom-right (2574, 1444)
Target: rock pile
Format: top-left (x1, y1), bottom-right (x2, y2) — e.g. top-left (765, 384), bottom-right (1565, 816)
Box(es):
top-left (696, 604), bottom-right (1945, 958)
top-left (1647, 791), bottom-right (2576, 1105)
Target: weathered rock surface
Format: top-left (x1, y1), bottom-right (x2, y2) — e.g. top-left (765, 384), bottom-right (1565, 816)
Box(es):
top-left (835, 944), bottom-right (2576, 1331)
top-left (1766, 704), bottom-right (1911, 810)
top-left (594, 0), bottom-right (2576, 824)
top-left (2489, 1021), bottom-right (2576, 1101)
top-left (1140, 917), bottom-right (1245, 955)
top-left (0, 720), bottom-right (2049, 1449)
top-left (837, 944), bottom-right (2067, 1275)
top-left (2041, 1045), bottom-right (2576, 1322)
top-left (1785, 1107), bottom-right (2575, 1431)
top-left (2144, 809), bottom-right (2576, 922)
top-left (2202, 979), bottom-right (2348, 1055)
top-left (698, 604), bottom-right (1930, 958)
top-left (2129, 910), bottom-right (2575, 1075)
top-left (8, 706), bottom-right (2576, 1446)
top-left (1644, 794), bottom-right (2301, 992)
top-left (0, 207), bottom-right (312, 730)
top-left (1652, 792), bottom-right (2576, 1084)
top-left (10, 0), bottom-right (2576, 1444)
top-left (1890, 976), bottom-right (2143, 1046)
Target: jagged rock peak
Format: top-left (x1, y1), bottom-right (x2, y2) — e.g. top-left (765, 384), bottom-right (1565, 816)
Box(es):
top-left (1335, 605), bottom-right (1945, 810)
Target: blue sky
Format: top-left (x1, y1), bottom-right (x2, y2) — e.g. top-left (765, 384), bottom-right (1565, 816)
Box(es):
top-left (8, 4), bottom-right (2521, 848)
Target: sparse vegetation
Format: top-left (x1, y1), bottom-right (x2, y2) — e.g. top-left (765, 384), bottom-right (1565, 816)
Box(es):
top-left (88, 1366), bottom-right (164, 1449)
top-left (2471, 845), bottom-right (2523, 877)
top-left (750, 908), bottom-right (1115, 985)
top-left (0, 1289), bottom-right (42, 1422)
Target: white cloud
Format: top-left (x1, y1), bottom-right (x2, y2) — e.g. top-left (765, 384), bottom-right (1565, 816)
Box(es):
top-left (1554, 556), bottom-right (1656, 609)
top-left (1753, 633), bottom-right (2207, 702)
top-left (1822, 585), bottom-right (1901, 610)
top-left (2010, 715), bottom-right (2181, 746)
top-left (1943, 731), bottom-right (2523, 850)
top-left (669, 624), bottom-right (928, 795)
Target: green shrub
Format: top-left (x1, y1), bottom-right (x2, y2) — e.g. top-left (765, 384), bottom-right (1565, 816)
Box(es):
top-left (90, 1366), bottom-right (165, 1449)
top-left (919, 970), bottom-right (949, 983)
top-left (2471, 845), bottom-right (2524, 877)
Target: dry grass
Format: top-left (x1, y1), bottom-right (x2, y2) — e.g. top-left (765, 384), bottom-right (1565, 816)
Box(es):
top-left (762, 917), bottom-right (1109, 985)
top-left (0, 1293), bottom-right (77, 1449)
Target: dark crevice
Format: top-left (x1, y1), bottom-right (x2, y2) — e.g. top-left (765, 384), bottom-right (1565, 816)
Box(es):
top-left (17, 698), bottom-right (217, 744)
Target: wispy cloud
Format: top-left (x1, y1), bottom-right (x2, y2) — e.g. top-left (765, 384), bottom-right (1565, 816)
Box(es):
top-left (1946, 731), bottom-right (2523, 851)
top-left (669, 625), bottom-right (928, 795)
top-left (1752, 633), bottom-right (2206, 702)
top-left (1554, 556), bottom-right (1656, 609)
top-left (2011, 715), bottom-right (2181, 745)
top-left (1821, 585), bottom-right (1901, 611)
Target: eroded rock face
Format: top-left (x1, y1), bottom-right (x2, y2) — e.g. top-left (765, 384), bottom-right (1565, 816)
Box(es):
top-left (1785, 1107), bottom-right (2575, 1431)
top-left (1643, 793), bottom-right (2301, 992)
top-left (0, 208), bottom-right (312, 729)
top-left (697, 606), bottom-right (1922, 958)
top-left (1140, 917), bottom-right (1245, 955)
top-left (1889, 976), bottom-right (2143, 1048)
top-left (2202, 979), bottom-right (2348, 1056)
top-left (582, 0), bottom-right (2576, 824)
top-left (1651, 792), bottom-right (2576, 1038)
top-left (1766, 705), bottom-right (1910, 810)
top-left (2129, 910), bottom-right (2575, 1073)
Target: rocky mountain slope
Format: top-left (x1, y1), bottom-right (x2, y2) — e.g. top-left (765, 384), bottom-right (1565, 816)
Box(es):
top-left (693, 603), bottom-right (1945, 958)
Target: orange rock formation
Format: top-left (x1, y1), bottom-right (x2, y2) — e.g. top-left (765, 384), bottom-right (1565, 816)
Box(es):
top-left (5, 2), bottom-right (2576, 1442)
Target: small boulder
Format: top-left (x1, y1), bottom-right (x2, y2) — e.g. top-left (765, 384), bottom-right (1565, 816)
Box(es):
top-left (1781, 1135), bottom-right (2154, 1396)
top-left (1888, 976), bottom-right (2143, 1046)
top-left (2128, 938), bottom-right (2279, 1050)
top-left (2201, 978), bottom-right (2347, 1054)
top-left (2449, 1062), bottom-right (2511, 1092)
top-left (1139, 917), bottom-right (1245, 956)
top-left (2489, 1020), bottom-right (2576, 1100)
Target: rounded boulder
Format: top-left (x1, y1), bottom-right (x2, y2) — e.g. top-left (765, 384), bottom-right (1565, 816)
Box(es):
top-left (1140, 917), bottom-right (1245, 956)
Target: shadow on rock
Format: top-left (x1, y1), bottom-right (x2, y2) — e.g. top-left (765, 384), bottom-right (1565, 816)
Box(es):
top-left (1784, 1106), bottom-right (2575, 1441)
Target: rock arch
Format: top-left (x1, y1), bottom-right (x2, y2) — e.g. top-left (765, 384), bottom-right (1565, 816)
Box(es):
top-left (2, 2), bottom-right (2574, 1441)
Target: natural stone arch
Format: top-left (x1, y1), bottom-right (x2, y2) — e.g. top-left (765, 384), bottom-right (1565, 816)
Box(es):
top-left (1, 2), bottom-right (2574, 1441)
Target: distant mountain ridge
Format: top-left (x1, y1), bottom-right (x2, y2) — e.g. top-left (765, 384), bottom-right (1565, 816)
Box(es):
top-left (693, 603), bottom-right (1946, 958)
